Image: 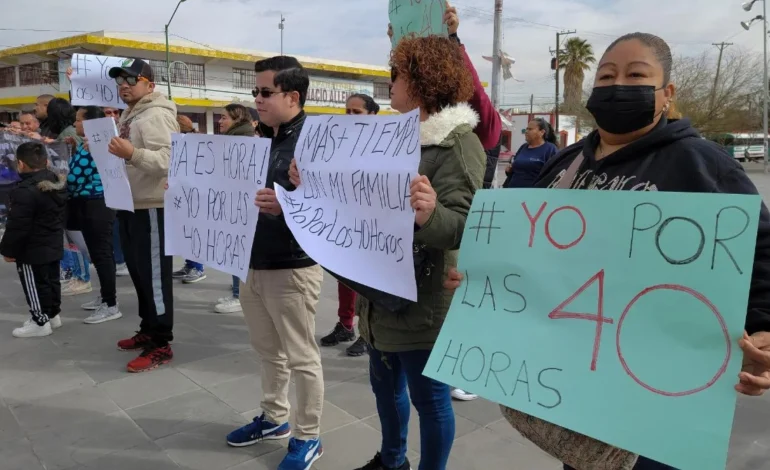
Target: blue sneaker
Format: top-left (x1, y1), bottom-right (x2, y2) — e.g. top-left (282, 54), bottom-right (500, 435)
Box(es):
top-left (226, 413), bottom-right (291, 447)
top-left (278, 437), bottom-right (323, 470)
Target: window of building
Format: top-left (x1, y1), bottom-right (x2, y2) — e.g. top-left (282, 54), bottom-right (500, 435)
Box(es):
top-left (232, 68), bottom-right (256, 90)
top-left (19, 62), bottom-right (58, 86)
top-left (0, 67), bottom-right (15, 88)
top-left (373, 82), bottom-right (391, 100)
top-left (148, 60), bottom-right (206, 88)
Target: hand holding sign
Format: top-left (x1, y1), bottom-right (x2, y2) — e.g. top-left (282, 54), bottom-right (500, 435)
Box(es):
top-left (738, 331), bottom-right (770, 395)
top-left (410, 175), bottom-right (437, 227)
top-left (255, 188), bottom-right (282, 216)
top-left (108, 137), bottom-right (134, 160)
top-left (444, 2), bottom-right (459, 35)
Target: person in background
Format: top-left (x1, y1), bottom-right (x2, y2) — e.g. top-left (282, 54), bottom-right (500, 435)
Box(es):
top-left (502, 117), bottom-right (559, 188)
top-left (47, 98), bottom-right (81, 146)
top-left (337, 34), bottom-right (484, 470)
top-left (103, 107), bottom-right (121, 125)
top-left (69, 106), bottom-right (123, 325)
top-left (19, 112), bottom-right (42, 140)
top-left (35, 94), bottom-right (56, 139)
top-left (61, 232), bottom-right (92, 296)
top-left (171, 114), bottom-right (209, 284)
top-left (443, 32), bottom-right (770, 470)
top-left (8, 121), bottom-right (21, 132)
top-left (247, 107), bottom-right (260, 133)
top-left (0, 142), bottom-right (66, 338)
top-left (107, 59), bottom-right (179, 373)
top-left (226, 56), bottom-right (325, 470)
top-left (209, 104), bottom-right (255, 314)
top-left (320, 93), bottom-right (380, 357)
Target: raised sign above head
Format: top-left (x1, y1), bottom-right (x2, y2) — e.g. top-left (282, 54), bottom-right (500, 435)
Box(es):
top-left (70, 54), bottom-right (129, 109)
top-left (389, 0), bottom-right (448, 47)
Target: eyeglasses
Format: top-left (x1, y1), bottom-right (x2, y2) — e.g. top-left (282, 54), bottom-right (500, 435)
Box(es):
top-left (115, 76), bottom-right (149, 86)
top-left (252, 88), bottom-right (287, 98)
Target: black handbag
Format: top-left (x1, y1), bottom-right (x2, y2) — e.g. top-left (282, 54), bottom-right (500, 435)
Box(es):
top-left (326, 243), bottom-right (432, 314)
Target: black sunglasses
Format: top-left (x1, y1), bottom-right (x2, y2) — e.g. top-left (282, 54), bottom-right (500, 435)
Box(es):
top-left (115, 76), bottom-right (146, 86)
top-left (251, 88), bottom-right (287, 98)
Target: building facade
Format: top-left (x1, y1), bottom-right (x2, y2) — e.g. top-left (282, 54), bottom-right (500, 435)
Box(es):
top-left (0, 31), bottom-right (395, 133)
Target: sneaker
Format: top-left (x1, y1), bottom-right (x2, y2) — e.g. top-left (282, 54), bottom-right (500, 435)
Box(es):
top-left (172, 266), bottom-right (191, 279)
top-left (320, 322), bottom-right (355, 347)
top-left (62, 280), bottom-right (92, 297)
top-left (354, 452), bottom-right (411, 470)
top-left (451, 388), bottom-right (479, 401)
top-left (126, 344), bottom-right (173, 373)
top-left (346, 336), bottom-right (368, 357)
top-left (117, 332), bottom-right (153, 351)
top-left (226, 413), bottom-right (291, 447)
top-left (81, 296), bottom-right (102, 311)
top-left (49, 315), bottom-right (62, 329)
top-left (214, 297), bottom-right (242, 314)
top-left (13, 319), bottom-right (52, 338)
top-left (181, 268), bottom-right (206, 284)
top-left (116, 263), bottom-right (129, 277)
top-left (83, 304), bottom-right (123, 325)
top-left (278, 437), bottom-right (323, 470)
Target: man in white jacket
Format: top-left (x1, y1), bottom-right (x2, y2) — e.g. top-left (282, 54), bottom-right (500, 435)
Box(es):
top-left (106, 59), bottom-right (180, 373)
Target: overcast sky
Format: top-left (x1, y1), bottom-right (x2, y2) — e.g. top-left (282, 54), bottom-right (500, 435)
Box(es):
top-left (1, 0), bottom-right (764, 110)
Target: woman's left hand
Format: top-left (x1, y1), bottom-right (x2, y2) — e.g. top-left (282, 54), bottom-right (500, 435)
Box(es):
top-left (410, 175), bottom-right (436, 227)
top-left (737, 331), bottom-right (770, 396)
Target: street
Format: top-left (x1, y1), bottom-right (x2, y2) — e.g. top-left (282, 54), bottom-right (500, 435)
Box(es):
top-left (0, 171), bottom-right (769, 470)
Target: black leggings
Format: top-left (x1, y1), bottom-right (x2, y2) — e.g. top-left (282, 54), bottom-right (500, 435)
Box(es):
top-left (67, 197), bottom-right (117, 306)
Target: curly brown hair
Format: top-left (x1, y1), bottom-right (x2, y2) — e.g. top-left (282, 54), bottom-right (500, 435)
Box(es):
top-left (390, 35), bottom-right (474, 113)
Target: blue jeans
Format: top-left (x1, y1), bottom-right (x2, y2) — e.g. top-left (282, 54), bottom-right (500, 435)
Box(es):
top-left (184, 260), bottom-right (204, 272)
top-left (564, 457), bottom-right (677, 470)
top-left (113, 218), bottom-right (124, 265)
top-left (369, 347), bottom-right (454, 470)
top-left (232, 276), bottom-right (239, 298)
top-left (62, 245), bottom-right (90, 282)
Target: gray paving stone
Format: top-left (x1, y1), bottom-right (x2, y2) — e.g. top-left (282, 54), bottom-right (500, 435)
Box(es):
top-left (324, 374), bottom-right (378, 420)
top-left (99, 366), bottom-right (201, 410)
top-left (0, 399), bottom-right (23, 444)
top-left (209, 374), bottom-right (264, 413)
top-left (447, 427), bottom-right (561, 470)
top-left (62, 442), bottom-right (181, 470)
top-left (126, 389), bottom-right (245, 440)
top-left (177, 350), bottom-right (259, 388)
top-left (0, 438), bottom-right (45, 470)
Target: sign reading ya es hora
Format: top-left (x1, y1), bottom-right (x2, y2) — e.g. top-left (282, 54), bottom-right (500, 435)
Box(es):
top-left (276, 110), bottom-right (421, 301)
top-left (425, 188), bottom-right (761, 470)
top-left (165, 133), bottom-right (271, 281)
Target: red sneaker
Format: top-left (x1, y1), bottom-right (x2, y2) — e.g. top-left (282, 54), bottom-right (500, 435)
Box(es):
top-left (127, 345), bottom-right (173, 373)
top-left (117, 332), bottom-right (152, 351)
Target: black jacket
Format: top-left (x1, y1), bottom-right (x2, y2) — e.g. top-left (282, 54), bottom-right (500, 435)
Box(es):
top-left (251, 112), bottom-right (316, 270)
top-left (536, 117), bottom-right (770, 335)
top-left (0, 169), bottom-right (66, 264)
top-left (37, 118), bottom-right (56, 140)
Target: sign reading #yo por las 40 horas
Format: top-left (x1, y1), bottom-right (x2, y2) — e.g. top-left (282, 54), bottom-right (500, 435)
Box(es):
top-left (425, 188), bottom-right (762, 470)
top-left (165, 133), bottom-right (271, 281)
top-left (276, 109), bottom-right (421, 301)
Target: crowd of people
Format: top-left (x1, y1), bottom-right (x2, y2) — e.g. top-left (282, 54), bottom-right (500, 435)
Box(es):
top-left (1, 4), bottom-right (770, 470)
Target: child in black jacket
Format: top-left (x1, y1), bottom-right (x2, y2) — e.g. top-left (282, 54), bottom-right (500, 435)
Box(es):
top-left (0, 142), bottom-right (67, 338)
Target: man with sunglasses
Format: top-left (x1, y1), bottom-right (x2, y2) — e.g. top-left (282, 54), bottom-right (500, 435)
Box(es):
top-left (106, 58), bottom-right (179, 373)
top-left (226, 56), bottom-right (324, 470)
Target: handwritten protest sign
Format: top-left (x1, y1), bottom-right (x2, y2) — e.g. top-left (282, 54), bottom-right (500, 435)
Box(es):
top-left (276, 110), bottom-right (421, 301)
top-left (389, 0), bottom-right (448, 47)
top-left (0, 131), bottom-right (71, 186)
top-left (70, 54), bottom-right (128, 108)
top-left (425, 188), bottom-right (761, 470)
top-left (82, 118), bottom-right (134, 212)
top-left (165, 133), bottom-right (270, 280)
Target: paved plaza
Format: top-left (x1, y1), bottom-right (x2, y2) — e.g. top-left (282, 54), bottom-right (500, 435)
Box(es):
top-left (1, 169), bottom-right (770, 469)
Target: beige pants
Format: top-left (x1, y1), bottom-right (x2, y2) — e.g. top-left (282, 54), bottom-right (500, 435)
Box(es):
top-left (240, 265), bottom-right (325, 440)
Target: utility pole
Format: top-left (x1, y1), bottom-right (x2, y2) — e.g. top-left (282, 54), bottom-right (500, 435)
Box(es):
top-left (709, 42), bottom-right (733, 114)
top-left (554, 30), bottom-right (576, 134)
top-left (490, 0), bottom-right (503, 108)
top-left (530, 94), bottom-right (534, 114)
top-left (279, 14), bottom-right (286, 56)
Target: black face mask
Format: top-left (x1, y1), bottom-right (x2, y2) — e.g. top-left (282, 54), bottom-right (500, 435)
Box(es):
top-left (586, 85), bottom-right (663, 135)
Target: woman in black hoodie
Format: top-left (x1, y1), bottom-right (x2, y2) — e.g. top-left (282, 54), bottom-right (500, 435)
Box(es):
top-left (444, 32), bottom-right (770, 469)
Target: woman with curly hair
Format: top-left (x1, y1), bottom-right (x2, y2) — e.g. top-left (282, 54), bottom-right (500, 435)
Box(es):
top-left (46, 98), bottom-right (81, 146)
top-left (355, 34), bottom-right (485, 470)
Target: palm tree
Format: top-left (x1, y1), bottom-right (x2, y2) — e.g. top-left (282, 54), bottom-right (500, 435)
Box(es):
top-left (559, 37), bottom-right (596, 108)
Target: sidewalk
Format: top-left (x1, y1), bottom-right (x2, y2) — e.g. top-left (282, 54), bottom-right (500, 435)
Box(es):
top-left (1, 171), bottom-right (770, 470)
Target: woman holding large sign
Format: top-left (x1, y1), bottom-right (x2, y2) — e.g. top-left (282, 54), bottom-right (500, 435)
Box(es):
top-left (291, 35), bottom-right (486, 470)
top-left (443, 32), bottom-right (770, 470)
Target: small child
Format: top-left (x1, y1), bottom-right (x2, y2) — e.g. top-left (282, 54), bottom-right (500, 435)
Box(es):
top-left (0, 142), bottom-right (67, 338)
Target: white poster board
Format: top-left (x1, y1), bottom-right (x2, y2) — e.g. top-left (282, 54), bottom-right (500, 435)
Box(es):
top-left (276, 109), bottom-right (421, 301)
top-left (70, 54), bottom-right (128, 108)
top-left (165, 133), bottom-right (271, 280)
top-left (82, 117), bottom-right (134, 212)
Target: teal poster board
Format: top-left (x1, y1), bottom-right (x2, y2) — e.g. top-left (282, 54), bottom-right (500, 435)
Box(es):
top-left (425, 188), bottom-right (762, 470)
top-left (388, 0), bottom-right (448, 47)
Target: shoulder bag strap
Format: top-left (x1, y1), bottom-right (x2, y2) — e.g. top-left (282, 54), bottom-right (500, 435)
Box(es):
top-left (555, 151), bottom-right (585, 189)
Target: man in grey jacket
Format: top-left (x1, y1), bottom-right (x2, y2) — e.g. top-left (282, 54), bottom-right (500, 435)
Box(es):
top-left (106, 58), bottom-right (180, 373)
